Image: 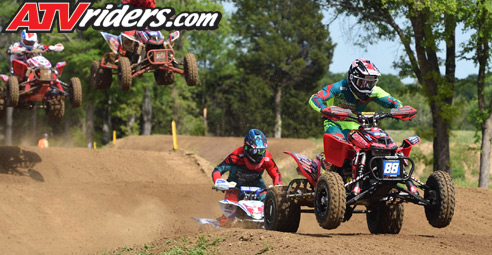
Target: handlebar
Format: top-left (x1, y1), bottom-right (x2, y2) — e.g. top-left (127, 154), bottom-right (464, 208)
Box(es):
top-left (321, 106), bottom-right (417, 126)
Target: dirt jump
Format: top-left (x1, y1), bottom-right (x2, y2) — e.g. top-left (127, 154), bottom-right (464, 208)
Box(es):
top-left (0, 135), bottom-right (491, 254)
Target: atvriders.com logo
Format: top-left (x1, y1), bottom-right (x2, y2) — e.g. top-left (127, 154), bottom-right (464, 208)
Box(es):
top-left (2, 0), bottom-right (222, 33)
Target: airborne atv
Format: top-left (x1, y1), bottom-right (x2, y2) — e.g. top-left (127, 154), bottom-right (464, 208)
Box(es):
top-left (91, 30), bottom-right (198, 91)
top-left (264, 106), bottom-right (455, 234)
top-left (0, 48), bottom-right (82, 121)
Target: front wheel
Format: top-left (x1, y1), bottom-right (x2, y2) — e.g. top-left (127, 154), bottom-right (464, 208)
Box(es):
top-left (7, 76), bottom-right (19, 107)
top-left (425, 170), bottom-right (455, 228)
top-left (314, 172), bottom-right (346, 230)
top-left (69, 77), bottom-right (82, 108)
top-left (183, 53), bottom-right (198, 86)
top-left (264, 186), bottom-right (301, 233)
top-left (117, 57), bottom-right (132, 91)
top-left (366, 202), bottom-right (404, 234)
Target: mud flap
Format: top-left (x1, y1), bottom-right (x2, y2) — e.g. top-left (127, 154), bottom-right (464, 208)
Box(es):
top-left (191, 217), bottom-right (220, 229)
top-left (284, 151), bottom-right (318, 186)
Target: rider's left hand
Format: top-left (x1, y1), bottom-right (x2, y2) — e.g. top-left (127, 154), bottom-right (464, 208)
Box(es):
top-left (214, 179), bottom-right (230, 191)
top-left (49, 44), bottom-right (64, 52)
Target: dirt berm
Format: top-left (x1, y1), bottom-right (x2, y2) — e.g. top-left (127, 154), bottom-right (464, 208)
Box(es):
top-left (0, 135), bottom-right (490, 254)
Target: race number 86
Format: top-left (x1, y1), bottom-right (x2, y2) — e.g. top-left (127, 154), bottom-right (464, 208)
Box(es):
top-left (383, 161), bottom-right (400, 175)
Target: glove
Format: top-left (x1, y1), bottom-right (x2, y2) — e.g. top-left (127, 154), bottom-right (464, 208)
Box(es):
top-left (11, 46), bottom-right (25, 54)
top-left (214, 179), bottom-right (230, 191)
top-left (49, 44), bottom-right (64, 52)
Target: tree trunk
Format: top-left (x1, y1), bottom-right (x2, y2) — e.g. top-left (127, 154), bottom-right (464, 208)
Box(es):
top-left (431, 101), bottom-right (451, 174)
top-left (479, 116), bottom-right (492, 188)
top-left (274, 85), bottom-right (282, 138)
top-left (412, 12), bottom-right (453, 174)
top-left (141, 87), bottom-right (152, 135)
top-left (102, 107), bottom-right (110, 145)
top-left (85, 101), bottom-right (94, 147)
top-left (127, 113), bottom-right (135, 134)
top-left (5, 107), bottom-right (13, 146)
top-left (476, 0), bottom-right (490, 188)
top-left (203, 106), bottom-right (208, 136)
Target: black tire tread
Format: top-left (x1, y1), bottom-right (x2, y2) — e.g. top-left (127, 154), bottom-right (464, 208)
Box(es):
top-left (183, 53), bottom-right (198, 86)
top-left (154, 69), bottom-right (175, 85)
top-left (264, 186), bottom-right (301, 233)
top-left (47, 100), bottom-right (65, 121)
top-left (117, 57), bottom-right (132, 91)
top-left (425, 170), bottom-right (455, 228)
top-left (7, 76), bottom-right (19, 107)
top-left (314, 172), bottom-right (346, 230)
top-left (367, 202), bottom-right (404, 234)
top-left (91, 60), bottom-right (112, 90)
top-left (69, 77), bottom-right (82, 108)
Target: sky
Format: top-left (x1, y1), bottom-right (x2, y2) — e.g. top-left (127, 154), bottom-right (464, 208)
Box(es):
top-left (327, 14), bottom-right (476, 84)
top-left (223, 3), bottom-right (477, 84)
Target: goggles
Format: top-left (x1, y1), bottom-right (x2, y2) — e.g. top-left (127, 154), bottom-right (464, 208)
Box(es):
top-left (245, 145), bottom-right (266, 156)
top-left (355, 76), bottom-right (378, 90)
top-left (23, 40), bottom-right (35, 46)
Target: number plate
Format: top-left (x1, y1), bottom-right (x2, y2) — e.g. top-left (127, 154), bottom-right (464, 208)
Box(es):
top-left (154, 51), bottom-right (167, 63)
top-left (382, 160), bottom-right (400, 177)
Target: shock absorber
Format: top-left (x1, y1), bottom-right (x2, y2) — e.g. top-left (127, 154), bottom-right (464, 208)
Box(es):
top-left (352, 152), bottom-right (366, 195)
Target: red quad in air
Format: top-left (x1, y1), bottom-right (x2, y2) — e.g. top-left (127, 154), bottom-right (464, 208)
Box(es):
top-left (0, 47), bottom-right (82, 121)
top-left (264, 106), bottom-right (456, 234)
top-left (91, 30), bottom-right (198, 91)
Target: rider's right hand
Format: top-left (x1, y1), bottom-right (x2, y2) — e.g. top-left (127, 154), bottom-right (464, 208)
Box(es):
top-left (214, 179), bottom-right (230, 191)
top-left (11, 46), bottom-right (26, 54)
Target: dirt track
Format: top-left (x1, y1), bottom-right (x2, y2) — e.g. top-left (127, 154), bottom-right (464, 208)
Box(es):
top-left (0, 135), bottom-right (491, 254)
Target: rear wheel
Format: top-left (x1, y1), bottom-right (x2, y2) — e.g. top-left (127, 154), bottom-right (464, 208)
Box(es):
top-left (154, 69), bottom-right (175, 85)
top-left (366, 202), bottom-right (404, 234)
top-left (314, 172), bottom-right (346, 230)
top-left (183, 53), bottom-right (198, 86)
top-left (46, 100), bottom-right (65, 121)
top-left (69, 77), bottom-right (82, 108)
top-left (91, 60), bottom-right (112, 90)
top-left (425, 170), bottom-right (455, 228)
top-left (0, 98), bottom-right (5, 119)
top-left (264, 186), bottom-right (301, 233)
top-left (7, 76), bottom-right (19, 107)
top-left (117, 57), bottom-right (132, 91)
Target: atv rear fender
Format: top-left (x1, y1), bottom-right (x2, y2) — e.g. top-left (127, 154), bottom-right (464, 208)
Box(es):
top-left (397, 135), bottom-right (421, 157)
top-left (55, 62), bottom-right (66, 77)
top-left (12, 59), bottom-right (27, 77)
top-left (284, 151), bottom-right (320, 186)
top-left (323, 133), bottom-right (354, 168)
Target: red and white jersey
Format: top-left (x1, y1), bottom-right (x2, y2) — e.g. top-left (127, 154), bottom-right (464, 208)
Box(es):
top-left (7, 42), bottom-right (47, 64)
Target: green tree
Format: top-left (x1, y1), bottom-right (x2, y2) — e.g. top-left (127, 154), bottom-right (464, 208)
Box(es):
top-left (326, 0), bottom-right (463, 174)
top-left (461, 0), bottom-right (492, 187)
top-left (231, 0), bottom-right (333, 138)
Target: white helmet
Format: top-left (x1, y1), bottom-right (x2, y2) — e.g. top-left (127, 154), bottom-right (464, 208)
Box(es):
top-left (20, 30), bottom-right (38, 50)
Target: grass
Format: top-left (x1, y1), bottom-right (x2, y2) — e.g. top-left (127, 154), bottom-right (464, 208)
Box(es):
top-left (102, 234), bottom-right (226, 255)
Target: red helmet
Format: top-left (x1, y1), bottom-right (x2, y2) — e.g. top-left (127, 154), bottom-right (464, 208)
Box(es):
top-left (348, 58), bottom-right (381, 101)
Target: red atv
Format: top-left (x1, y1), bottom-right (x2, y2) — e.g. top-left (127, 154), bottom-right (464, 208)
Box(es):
top-left (264, 106), bottom-right (455, 234)
top-left (91, 30), bottom-right (198, 91)
top-left (0, 47), bottom-right (82, 121)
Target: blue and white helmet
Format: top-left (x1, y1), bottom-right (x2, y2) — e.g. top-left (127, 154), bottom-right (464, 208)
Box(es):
top-left (243, 129), bottom-right (268, 165)
top-left (20, 30), bottom-right (38, 50)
